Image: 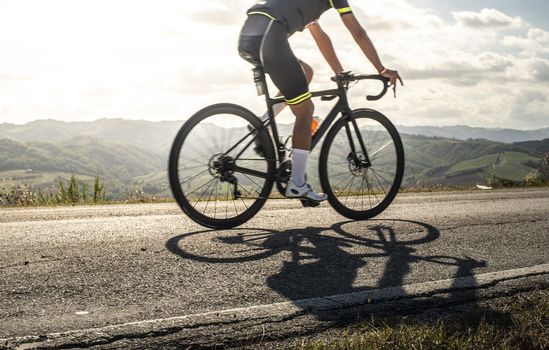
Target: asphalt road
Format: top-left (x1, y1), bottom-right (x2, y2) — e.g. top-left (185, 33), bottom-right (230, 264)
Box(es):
top-left (1, 188), bottom-right (548, 348)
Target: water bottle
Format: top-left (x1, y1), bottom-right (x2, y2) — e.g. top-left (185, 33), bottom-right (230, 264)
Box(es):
top-left (311, 116), bottom-right (322, 135)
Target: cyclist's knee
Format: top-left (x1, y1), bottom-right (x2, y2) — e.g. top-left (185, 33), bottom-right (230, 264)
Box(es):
top-left (290, 99), bottom-right (314, 119)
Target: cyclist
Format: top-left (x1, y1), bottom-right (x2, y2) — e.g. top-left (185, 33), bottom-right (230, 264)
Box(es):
top-left (238, 0), bottom-right (403, 203)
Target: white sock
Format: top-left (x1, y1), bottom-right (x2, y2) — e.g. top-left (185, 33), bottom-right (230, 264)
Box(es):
top-left (260, 102), bottom-right (285, 121)
top-left (291, 149), bottom-right (309, 187)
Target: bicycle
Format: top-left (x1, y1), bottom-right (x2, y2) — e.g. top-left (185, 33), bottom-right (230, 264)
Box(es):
top-left (168, 66), bottom-right (405, 229)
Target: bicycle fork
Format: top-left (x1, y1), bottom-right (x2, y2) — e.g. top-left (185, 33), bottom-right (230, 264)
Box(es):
top-left (343, 110), bottom-right (372, 169)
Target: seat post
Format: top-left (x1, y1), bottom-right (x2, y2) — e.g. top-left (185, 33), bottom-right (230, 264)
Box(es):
top-left (252, 65), bottom-right (276, 120)
top-left (252, 65), bottom-right (267, 97)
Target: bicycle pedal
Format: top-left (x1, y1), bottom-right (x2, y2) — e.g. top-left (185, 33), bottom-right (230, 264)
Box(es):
top-left (300, 199), bottom-right (320, 208)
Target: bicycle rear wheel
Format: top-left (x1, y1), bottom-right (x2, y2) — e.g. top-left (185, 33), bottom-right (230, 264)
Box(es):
top-left (319, 109), bottom-right (404, 220)
top-left (169, 103), bottom-right (275, 229)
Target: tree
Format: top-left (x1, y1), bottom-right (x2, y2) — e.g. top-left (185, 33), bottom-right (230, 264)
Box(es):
top-left (68, 174), bottom-right (80, 204)
top-left (58, 178), bottom-right (68, 204)
top-left (81, 181), bottom-right (89, 203)
top-left (93, 175), bottom-right (105, 203)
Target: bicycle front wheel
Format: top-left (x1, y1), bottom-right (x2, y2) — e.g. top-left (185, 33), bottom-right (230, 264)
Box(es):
top-left (169, 103), bottom-right (275, 229)
top-left (319, 109), bottom-right (404, 220)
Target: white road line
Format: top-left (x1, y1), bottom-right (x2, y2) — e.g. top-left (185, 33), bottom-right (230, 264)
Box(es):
top-left (3, 263), bottom-right (549, 349)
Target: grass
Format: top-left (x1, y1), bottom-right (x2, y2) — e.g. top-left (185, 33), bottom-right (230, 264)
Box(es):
top-left (291, 290), bottom-right (549, 350)
top-left (0, 170), bottom-right (96, 187)
top-left (444, 152), bottom-right (541, 182)
top-left (445, 153), bottom-right (499, 175)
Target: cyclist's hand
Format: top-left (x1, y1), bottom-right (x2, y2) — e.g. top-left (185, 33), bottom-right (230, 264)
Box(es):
top-left (380, 68), bottom-right (403, 97)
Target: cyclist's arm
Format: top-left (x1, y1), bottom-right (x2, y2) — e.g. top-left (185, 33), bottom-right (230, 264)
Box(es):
top-left (308, 23), bottom-right (344, 74)
top-left (341, 13), bottom-right (403, 87)
top-left (340, 13), bottom-right (384, 72)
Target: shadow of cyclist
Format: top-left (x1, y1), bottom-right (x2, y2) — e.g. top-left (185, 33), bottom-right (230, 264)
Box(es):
top-left (166, 219), bottom-right (529, 343)
top-left (264, 226), bottom-right (368, 300)
top-left (166, 219), bottom-right (494, 320)
top-left (263, 220), bottom-right (440, 312)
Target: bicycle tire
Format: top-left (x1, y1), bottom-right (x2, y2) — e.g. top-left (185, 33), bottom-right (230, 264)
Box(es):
top-left (169, 103), bottom-right (276, 229)
top-left (319, 109), bottom-right (404, 220)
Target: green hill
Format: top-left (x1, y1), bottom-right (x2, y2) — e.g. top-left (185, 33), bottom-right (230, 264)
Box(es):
top-left (1, 131), bottom-right (547, 200)
top-left (0, 137), bottom-right (165, 199)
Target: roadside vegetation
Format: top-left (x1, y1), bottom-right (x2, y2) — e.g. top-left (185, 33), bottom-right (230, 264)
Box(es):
top-left (291, 290), bottom-right (548, 350)
top-left (0, 152), bottom-right (547, 207)
top-left (1, 174), bottom-right (548, 208)
top-left (0, 175), bottom-right (108, 206)
top-left (0, 174), bottom-right (173, 207)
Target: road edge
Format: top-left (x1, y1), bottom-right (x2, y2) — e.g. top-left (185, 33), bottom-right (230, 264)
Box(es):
top-left (3, 264), bottom-right (549, 349)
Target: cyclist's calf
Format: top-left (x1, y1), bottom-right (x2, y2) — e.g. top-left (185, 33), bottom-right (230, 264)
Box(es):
top-left (290, 99), bottom-right (314, 150)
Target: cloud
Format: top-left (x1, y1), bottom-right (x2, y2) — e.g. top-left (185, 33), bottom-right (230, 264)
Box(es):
top-left (507, 90), bottom-right (549, 128)
top-left (0, 0), bottom-right (547, 130)
top-left (531, 59), bottom-right (549, 82)
top-left (402, 52), bottom-right (514, 86)
top-left (0, 71), bottom-right (31, 82)
top-left (185, 2), bottom-right (246, 26)
top-left (502, 28), bottom-right (549, 54)
top-left (516, 90), bottom-right (547, 104)
top-left (453, 8), bottom-right (525, 29)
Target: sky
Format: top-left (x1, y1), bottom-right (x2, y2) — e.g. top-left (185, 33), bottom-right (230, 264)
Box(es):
top-left (0, 0), bottom-right (548, 129)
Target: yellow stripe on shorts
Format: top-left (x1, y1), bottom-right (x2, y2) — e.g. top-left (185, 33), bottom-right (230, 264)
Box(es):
top-left (285, 92), bottom-right (313, 105)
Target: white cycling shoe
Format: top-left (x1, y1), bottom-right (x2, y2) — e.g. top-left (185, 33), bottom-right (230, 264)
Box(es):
top-left (285, 180), bottom-right (328, 202)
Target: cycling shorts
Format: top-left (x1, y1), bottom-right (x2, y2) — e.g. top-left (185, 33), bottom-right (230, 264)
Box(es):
top-left (238, 14), bottom-right (312, 106)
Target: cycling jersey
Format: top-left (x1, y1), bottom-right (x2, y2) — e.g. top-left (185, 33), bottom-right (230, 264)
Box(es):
top-left (247, 0), bottom-right (353, 35)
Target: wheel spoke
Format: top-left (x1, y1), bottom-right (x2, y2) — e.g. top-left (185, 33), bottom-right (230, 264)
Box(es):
top-left (332, 172), bottom-right (354, 190)
top-left (203, 178), bottom-right (219, 214)
top-left (185, 176), bottom-right (215, 198)
top-left (321, 111), bottom-right (402, 218)
top-left (179, 164), bottom-right (208, 172)
top-left (370, 169), bottom-right (389, 197)
top-left (170, 108), bottom-right (276, 228)
top-left (370, 167), bottom-right (393, 186)
top-left (369, 167), bottom-right (396, 177)
top-left (365, 175), bottom-right (381, 205)
top-left (180, 168), bottom-right (210, 184)
top-left (192, 177), bottom-right (217, 208)
top-left (240, 173), bottom-right (265, 194)
top-left (225, 183), bottom-right (229, 219)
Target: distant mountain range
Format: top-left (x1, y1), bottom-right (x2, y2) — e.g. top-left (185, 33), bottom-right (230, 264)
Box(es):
top-left (0, 119), bottom-right (182, 152)
top-left (397, 125), bottom-right (549, 144)
top-left (1, 119), bottom-right (549, 148)
top-left (0, 119), bottom-right (548, 199)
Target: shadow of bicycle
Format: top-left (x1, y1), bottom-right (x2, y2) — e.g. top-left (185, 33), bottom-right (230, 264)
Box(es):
top-left (168, 218), bottom-right (487, 307)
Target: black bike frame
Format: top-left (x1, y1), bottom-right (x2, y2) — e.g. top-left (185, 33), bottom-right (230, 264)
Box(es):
top-left (259, 66), bottom-right (368, 161)
top-left (231, 67), bottom-right (386, 180)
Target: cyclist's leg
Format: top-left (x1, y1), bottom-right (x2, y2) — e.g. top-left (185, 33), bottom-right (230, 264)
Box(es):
top-left (299, 60), bottom-right (314, 84)
top-left (264, 60), bottom-right (314, 121)
top-left (261, 22), bottom-right (326, 201)
top-left (260, 21), bottom-right (314, 147)
top-left (238, 15), bottom-right (270, 64)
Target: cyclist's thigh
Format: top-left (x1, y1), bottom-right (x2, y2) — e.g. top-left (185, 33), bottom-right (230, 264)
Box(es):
top-left (261, 22), bottom-right (310, 105)
top-left (238, 15), bottom-right (271, 64)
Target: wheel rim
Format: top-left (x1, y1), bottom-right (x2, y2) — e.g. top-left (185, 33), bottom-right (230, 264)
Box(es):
top-left (325, 116), bottom-right (401, 213)
top-left (174, 111), bottom-right (272, 222)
